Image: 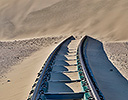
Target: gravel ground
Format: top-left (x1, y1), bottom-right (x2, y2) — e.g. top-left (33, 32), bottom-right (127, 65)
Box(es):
top-left (104, 42), bottom-right (128, 80)
top-left (0, 36), bottom-right (64, 81)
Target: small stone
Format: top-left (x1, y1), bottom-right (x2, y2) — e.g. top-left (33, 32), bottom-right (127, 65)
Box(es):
top-left (110, 69), bottom-right (113, 71)
top-left (54, 42), bottom-right (58, 44)
top-left (7, 80), bottom-right (11, 82)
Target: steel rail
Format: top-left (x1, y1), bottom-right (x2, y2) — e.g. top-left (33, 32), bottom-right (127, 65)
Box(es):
top-left (28, 36), bottom-right (74, 100)
top-left (78, 36), bottom-right (101, 100)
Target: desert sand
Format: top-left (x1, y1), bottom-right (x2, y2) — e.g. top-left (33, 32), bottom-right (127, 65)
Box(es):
top-left (0, 0), bottom-right (128, 40)
top-left (0, 0), bottom-right (128, 100)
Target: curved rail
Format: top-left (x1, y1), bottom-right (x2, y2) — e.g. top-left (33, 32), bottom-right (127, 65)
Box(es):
top-left (77, 36), bottom-right (102, 100)
top-left (27, 36), bottom-right (74, 100)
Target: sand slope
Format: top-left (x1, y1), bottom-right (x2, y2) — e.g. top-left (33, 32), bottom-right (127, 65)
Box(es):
top-left (0, 0), bottom-right (61, 39)
top-left (0, 0), bottom-right (128, 40)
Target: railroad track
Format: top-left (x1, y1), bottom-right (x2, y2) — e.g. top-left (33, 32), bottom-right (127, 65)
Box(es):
top-left (27, 36), bottom-right (104, 100)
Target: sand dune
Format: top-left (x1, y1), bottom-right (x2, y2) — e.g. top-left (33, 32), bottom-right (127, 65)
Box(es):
top-left (0, 0), bottom-right (128, 40)
top-left (0, 0), bottom-right (61, 39)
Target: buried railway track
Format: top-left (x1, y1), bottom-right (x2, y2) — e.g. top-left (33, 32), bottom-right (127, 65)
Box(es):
top-left (27, 36), bottom-right (104, 100)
